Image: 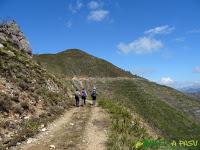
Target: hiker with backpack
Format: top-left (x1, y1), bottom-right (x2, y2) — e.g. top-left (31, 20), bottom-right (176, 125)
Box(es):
top-left (75, 89), bottom-right (81, 107)
top-left (91, 86), bottom-right (97, 106)
top-left (81, 88), bottom-right (87, 105)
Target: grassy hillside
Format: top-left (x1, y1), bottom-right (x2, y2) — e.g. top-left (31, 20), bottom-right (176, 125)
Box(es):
top-left (192, 92), bottom-right (200, 99)
top-left (34, 48), bottom-right (200, 147)
top-left (98, 99), bottom-right (149, 150)
top-left (71, 78), bottom-right (200, 146)
top-left (188, 92), bottom-right (200, 100)
top-left (0, 41), bottom-right (72, 148)
top-left (33, 49), bottom-right (134, 78)
top-left (33, 48), bottom-right (200, 149)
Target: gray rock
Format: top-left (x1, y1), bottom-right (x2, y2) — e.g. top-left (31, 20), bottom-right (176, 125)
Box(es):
top-left (27, 138), bottom-right (35, 144)
top-left (0, 33), bottom-right (6, 41)
top-left (41, 128), bottom-right (47, 132)
top-left (4, 50), bottom-right (15, 57)
top-left (16, 142), bottom-right (21, 146)
top-left (24, 116), bottom-right (30, 120)
top-left (0, 43), bottom-right (3, 48)
top-left (0, 21), bottom-right (32, 54)
top-left (49, 145), bottom-right (56, 149)
top-left (8, 121), bottom-right (17, 129)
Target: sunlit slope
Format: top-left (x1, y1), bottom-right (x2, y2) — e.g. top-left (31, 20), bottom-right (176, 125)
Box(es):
top-left (35, 49), bottom-right (200, 141)
top-left (0, 41), bottom-right (71, 148)
top-left (75, 78), bottom-right (200, 140)
top-left (34, 49), bottom-right (133, 78)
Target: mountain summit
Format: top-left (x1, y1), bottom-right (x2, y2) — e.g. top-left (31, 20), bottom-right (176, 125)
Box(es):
top-left (34, 49), bottom-right (133, 78)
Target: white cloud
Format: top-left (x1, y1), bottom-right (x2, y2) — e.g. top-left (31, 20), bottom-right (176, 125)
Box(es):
top-left (173, 37), bottom-right (185, 42)
top-left (187, 29), bottom-right (200, 34)
top-left (88, 1), bottom-right (100, 9)
top-left (193, 66), bottom-right (200, 73)
top-left (117, 36), bottom-right (163, 54)
top-left (88, 9), bottom-right (109, 21)
top-left (68, 0), bottom-right (83, 13)
top-left (173, 81), bottom-right (200, 90)
top-left (76, 0), bottom-right (83, 9)
top-left (161, 51), bottom-right (172, 60)
top-left (65, 20), bottom-right (72, 28)
top-left (158, 80), bottom-right (200, 90)
top-left (160, 77), bottom-right (175, 85)
top-left (145, 25), bottom-right (175, 36)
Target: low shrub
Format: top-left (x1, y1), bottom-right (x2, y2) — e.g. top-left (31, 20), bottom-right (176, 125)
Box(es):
top-left (20, 101), bottom-right (29, 110)
top-left (18, 81), bottom-right (29, 91)
top-left (13, 104), bottom-right (23, 115)
top-left (0, 94), bottom-right (12, 113)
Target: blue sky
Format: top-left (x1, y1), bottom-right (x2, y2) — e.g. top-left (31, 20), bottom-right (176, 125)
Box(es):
top-left (1, 0), bottom-right (200, 88)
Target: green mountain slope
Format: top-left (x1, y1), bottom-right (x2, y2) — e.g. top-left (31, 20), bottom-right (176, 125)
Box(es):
top-left (70, 77), bottom-right (200, 143)
top-left (33, 49), bottom-right (133, 78)
top-left (188, 92), bottom-right (200, 100)
top-left (34, 49), bottom-right (200, 144)
top-left (193, 92), bottom-right (200, 99)
top-left (0, 41), bottom-right (72, 148)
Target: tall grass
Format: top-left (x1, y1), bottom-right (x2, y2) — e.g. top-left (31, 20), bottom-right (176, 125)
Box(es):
top-left (98, 99), bottom-right (196, 150)
top-left (98, 99), bottom-right (149, 150)
top-left (102, 80), bottom-right (200, 141)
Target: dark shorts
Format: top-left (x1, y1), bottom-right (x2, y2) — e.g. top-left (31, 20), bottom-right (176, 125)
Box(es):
top-left (75, 96), bottom-right (79, 101)
top-left (82, 96), bottom-right (86, 100)
top-left (92, 96), bottom-right (96, 100)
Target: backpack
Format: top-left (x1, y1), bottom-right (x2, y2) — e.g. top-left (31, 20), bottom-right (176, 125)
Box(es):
top-left (82, 90), bottom-right (87, 97)
top-left (91, 90), bottom-right (96, 97)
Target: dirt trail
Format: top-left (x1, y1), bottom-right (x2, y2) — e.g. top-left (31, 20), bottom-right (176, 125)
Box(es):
top-left (13, 98), bottom-right (155, 150)
top-left (14, 101), bottom-right (109, 150)
top-left (17, 108), bottom-right (83, 150)
top-left (83, 106), bottom-right (109, 150)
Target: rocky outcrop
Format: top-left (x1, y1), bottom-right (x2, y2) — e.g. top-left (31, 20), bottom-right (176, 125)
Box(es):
top-left (0, 33), bottom-right (70, 148)
top-left (0, 20), bottom-right (32, 54)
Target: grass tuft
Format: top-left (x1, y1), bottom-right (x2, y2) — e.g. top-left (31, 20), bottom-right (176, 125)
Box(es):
top-left (98, 99), bottom-right (148, 150)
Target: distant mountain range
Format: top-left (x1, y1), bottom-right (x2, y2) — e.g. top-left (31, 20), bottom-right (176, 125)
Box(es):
top-left (180, 86), bottom-right (200, 93)
top-left (180, 86), bottom-right (200, 99)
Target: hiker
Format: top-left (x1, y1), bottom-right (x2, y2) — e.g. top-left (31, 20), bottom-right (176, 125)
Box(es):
top-left (91, 87), bottom-right (97, 106)
top-left (75, 89), bottom-right (80, 107)
top-left (81, 88), bottom-right (87, 105)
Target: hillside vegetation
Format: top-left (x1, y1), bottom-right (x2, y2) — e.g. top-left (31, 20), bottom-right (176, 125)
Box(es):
top-left (0, 40), bottom-right (72, 148)
top-left (1, 21), bottom-right (200, 149)
top-left (98, 99), bottom-right (149, 150)
top-left (71, 77), bottom-right (200, 146)
top-left (34, 48), bottom-right (200, 149)
top-left (35, 48), bottom-right (200, 140)
top-left (193, 92), bottom-right (200, 99)
top-left (188, 92), bottom-right (200, 100)
top-left (33, 49), bottom-right (133, 78)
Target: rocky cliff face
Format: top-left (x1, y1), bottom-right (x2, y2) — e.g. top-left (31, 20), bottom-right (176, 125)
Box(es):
top-left (0, 21), bottom-right (32, 54)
